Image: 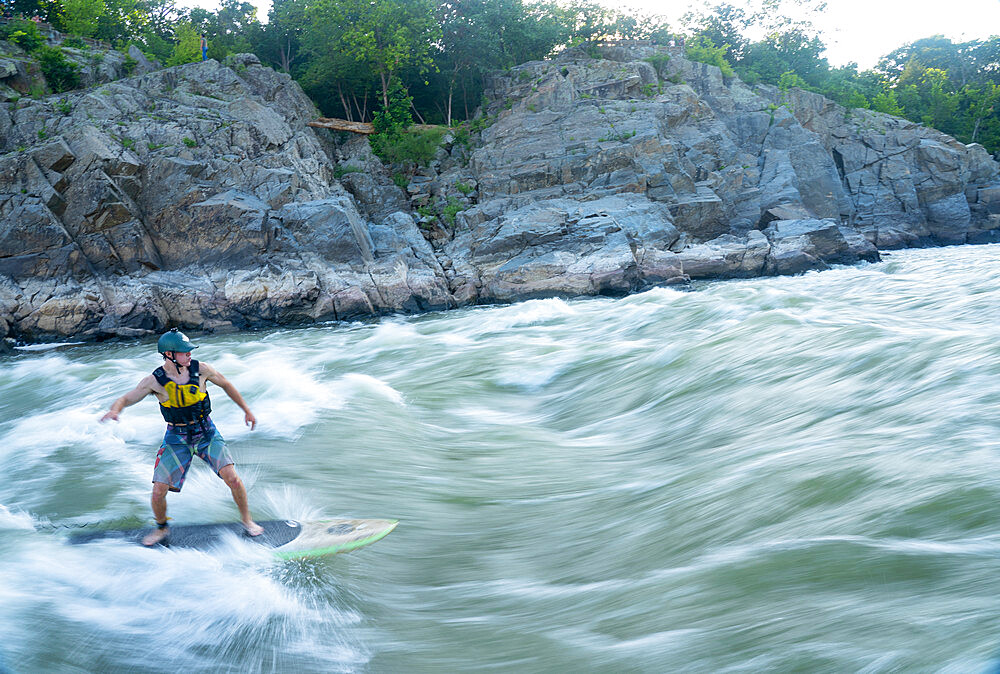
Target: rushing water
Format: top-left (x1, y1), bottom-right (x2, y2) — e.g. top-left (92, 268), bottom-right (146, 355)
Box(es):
top-left (3, 245), bottom-right (1000, 672)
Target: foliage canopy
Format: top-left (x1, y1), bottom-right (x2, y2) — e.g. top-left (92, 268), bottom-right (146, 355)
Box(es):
top-left (3, 0), bottom-right (999, 153)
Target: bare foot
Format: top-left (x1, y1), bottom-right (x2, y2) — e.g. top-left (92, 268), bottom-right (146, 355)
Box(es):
top-left (142, 526), bottom-right (169, 546)
top-left (243, 520), bottom-right (264, 537)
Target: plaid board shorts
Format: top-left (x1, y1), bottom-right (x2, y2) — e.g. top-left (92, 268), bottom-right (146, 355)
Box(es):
top-left (152, 418), bottom-right (235, 493)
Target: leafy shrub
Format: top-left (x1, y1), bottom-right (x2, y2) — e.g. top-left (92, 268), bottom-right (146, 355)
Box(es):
top-left (871, 90), bottom-right (904, 116)
top-left (845, 91), bottom-right (870, 110)
top-left (442, 197), bottom-right (464, 226)
top-left (371, 80), bottom-right (412, 137)
top-left (451, 124), bottom-right (471, 150)
top-left (167, 21), bottom-right (201, 66)
top-left (370, 80), bottom-right (447, 167)
top-left (778, 70), bottom-right (807, 91)
top-left (643, 54), bottom-right (671, 74)
top-left (36, 46), bottom-right (81, 93)
top-left (55, 98), bottom-right (72, 115)
top-left (370, 126), bottom-right (446, 167)
top-left (182, 137), bottom-right (197, 147)
top-left (61, 36), bottom-right (87, 50)
top-left (333, 165), bottom-right (362, 179)
top-left (123, 55), bottom-right (138, 75)
top-left (1, 19), bottom-right (45, 52)
top-left (685, 36), bottom-right (735, 78)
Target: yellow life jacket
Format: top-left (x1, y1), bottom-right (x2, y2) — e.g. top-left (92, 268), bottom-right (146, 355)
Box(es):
top-left (152, 360), bottom-right (212, 424)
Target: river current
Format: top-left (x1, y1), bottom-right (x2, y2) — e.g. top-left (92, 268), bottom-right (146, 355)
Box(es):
top-left (2, 245), bottom-right (1000, 672)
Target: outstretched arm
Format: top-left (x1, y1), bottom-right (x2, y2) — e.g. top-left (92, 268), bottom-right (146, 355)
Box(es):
top-left (101, 375), bottom-right (157, 422)
top-left (203, 363), bottom-right (257, 430)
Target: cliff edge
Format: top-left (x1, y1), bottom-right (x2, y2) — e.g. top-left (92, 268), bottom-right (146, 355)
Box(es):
top-left (2, 45), bottom-right (999, 342)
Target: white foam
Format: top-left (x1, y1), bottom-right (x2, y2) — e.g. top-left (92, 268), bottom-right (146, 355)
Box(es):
top-left (476, 298), bottom-right (578, 331)
top-left (338, 372), bottom-right (405, 405)
top-left (14, 341), bottom-right (85, 352)
top-left (0, 505), bottom-right (34, 530)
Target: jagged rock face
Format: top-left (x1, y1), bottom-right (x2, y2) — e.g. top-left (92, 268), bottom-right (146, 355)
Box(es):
top-left (771, 87), bottom-right (1000, 247)
top-left (428, 46), bottom-right (999, 300)
top-left (0, 39), bottom-right (137, 100)
top-left (0, 54), bottom-right (450, 341)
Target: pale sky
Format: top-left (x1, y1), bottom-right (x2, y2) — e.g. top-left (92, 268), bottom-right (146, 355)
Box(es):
top-left (816, 0), bottom-right (1000, 68)
top-left (629, 0), bottom-right (1000, 69)
top-left (185, 0), bottom-right (1000, 71)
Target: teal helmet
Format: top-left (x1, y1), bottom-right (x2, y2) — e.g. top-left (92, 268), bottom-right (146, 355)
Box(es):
top-left (157, 328), bottom-right (197, 354)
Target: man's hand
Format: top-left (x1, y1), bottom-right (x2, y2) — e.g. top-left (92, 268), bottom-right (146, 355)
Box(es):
top-left (245, 411), bottom-right (257, 430)
top-left (100, 410), bottom-right (119, 423)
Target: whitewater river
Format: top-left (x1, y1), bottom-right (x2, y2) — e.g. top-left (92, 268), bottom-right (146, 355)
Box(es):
top-left (3, 245), bottom-right (1000, 672)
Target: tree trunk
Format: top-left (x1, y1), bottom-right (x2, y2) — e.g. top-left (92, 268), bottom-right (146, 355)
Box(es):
top-left (279, 37), bottom-right (291, 73)
top-left (463, 77), bottom-right (470, 120)
top-left (351, 93), bottom-right (364, 123)
top-left (337, 83), bottom-right (352, 122)
top-left (410, 99), bottom-right (426, 125)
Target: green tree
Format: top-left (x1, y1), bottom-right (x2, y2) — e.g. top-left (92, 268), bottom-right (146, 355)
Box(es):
top-left (257, 0), bottom-right (305, 73)
top-left (778, 69), bottom-right (807, 91)
top-left (1, 17), bottom-right (46, 51)
top-left (871, 89), bottom-right (904, 116)
top-left (435, 0), bottom-right (498, 125)
top-left (557, 0), bottom-right (614, 48)
top-left (62, 0), bottom-right (106, 37)
top-left (961, 82), bottom-right (1000, 144)
top-left (167, 19), bottom-right (201, 65)
top-left (189, 0), bottom-right (261, 61)
top-left (94, 0), bottom-right (147, 45)
top-left (685, 35), bottom-right (735, 77)
top-left (740, 28), bottom-right (828, 89)
top-left (12, 0), bottom-right (66, 29)
top-left (298, 43), bottom-right (376, 120)
top-left (36, 44), bottom-right (81, 90)
top-left (844, 91), bottom-right (869, 109)
top-left (305, 0), bottom-right (440, 110)
top-left (683, 2), bottom-right (749, 62)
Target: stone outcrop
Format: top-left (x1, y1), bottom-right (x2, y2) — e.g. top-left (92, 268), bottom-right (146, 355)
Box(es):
top-left (0, 39), bottom-right (139, 101)
top-left (0, 52), bottom-right (450, 341)
top-left (415, 46), bottom-right (998, 301)
top-left (1, 44), bottom-right (999, 343)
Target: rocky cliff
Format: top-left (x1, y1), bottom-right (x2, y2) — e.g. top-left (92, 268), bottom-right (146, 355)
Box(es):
top-left (422, 46), bottom-right (1000, 301)
top-left (2, 44), bottom-right (999, 343)
top-left (1, 52), bottom-right (451, 341)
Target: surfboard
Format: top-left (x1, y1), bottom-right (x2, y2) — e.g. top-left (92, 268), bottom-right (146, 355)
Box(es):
top-left (68, 518), bottom-right (398, 559)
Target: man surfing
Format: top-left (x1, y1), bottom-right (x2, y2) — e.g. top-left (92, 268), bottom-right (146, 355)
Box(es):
top-left (101, 328), bottom-right (264, 546)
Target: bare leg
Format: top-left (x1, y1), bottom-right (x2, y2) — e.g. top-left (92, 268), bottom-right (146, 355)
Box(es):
top-left (218, 464), bottom-right (263, 536)
top-left (142, 482), bottom-right (171, 546)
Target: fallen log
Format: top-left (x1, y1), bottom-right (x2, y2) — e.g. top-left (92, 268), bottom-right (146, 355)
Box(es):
top-left (308, 118), bottom-right (374, 134)
top-left (308, 118), bottom-right (444, 135)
